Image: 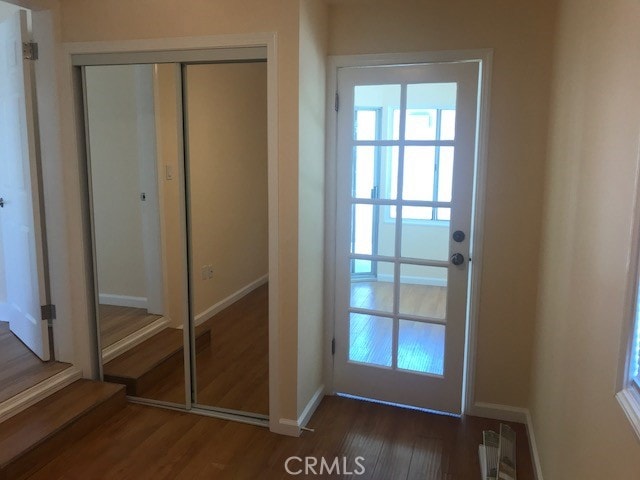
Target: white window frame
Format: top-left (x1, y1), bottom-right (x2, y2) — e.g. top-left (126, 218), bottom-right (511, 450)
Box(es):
top-left (385, 107), bottom-right (456, 224)
top-left (616, 143), bottom-right (640, 442)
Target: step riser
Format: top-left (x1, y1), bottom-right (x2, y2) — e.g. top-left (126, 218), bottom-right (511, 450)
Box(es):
top-left (105, 329), bottom-right (211, 397)
top-left (0, 386), bottom-right (126, 480)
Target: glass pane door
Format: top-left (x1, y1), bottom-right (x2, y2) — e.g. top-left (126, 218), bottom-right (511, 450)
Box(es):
top-left (334, 61), bottom-right (480, 414)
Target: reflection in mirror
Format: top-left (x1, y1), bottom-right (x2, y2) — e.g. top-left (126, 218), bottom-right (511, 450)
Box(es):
top-left (85, 63), bottom-right (187, 406)
top-left (185, 62), bottom-right (269, 416)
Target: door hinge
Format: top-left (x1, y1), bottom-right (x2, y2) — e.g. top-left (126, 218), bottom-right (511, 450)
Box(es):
top-left (335, 92), bottom-right (339, 112)
top-left (22, 42), bottom-right (38, 60)
top-left (41, 304), bottom-right (56, 323)
top-left (331, 338), bottom-right (335, 355)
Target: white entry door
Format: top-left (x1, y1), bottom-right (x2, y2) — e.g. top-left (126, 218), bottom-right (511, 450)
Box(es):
top-left (333, 61), bottom-right (479, 414)
top-left (0, 11), bottom-right (49, 360)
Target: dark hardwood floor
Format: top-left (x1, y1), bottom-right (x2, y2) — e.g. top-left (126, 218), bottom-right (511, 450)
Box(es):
top-left (195, 283), bottom-right (268, 414)
top-left (25, 394), bottom-right (534, 479)
top-left (0, 321), bottom-right (70, 404)
top-left (99, 304), bottom-right (163, 348)
top-left (140, 284), bottom-right (269, 414)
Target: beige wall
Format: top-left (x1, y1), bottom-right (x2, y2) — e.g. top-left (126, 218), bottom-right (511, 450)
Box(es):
top-left (185, 62), bottom-right (268, 317)
top-left (58, 0), bottom-right (302, 421)
top-left (85, 65), bottom-right (147, 300)
top-left (328, 0), bottom-right (557, 407)
top-left (297, 0), bottom-right (328, 417)
top-left (530, 0), bottom-right (640, 477)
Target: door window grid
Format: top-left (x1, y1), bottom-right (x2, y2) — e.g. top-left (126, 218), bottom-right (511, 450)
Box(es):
top-left (348, 82), bottom-right (451, 377)
top-left (389, 108), bottom-right (456, 222)
top-left (351, 108), bottom-right (382, 278)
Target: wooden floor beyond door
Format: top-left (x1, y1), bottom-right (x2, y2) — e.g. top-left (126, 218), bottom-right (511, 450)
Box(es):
top-left (0, 321), bottom-right (70, 404)
top-left (99, 305), bottom-right (163, 348)
top-left (25, 395), bottom-right (535, 479)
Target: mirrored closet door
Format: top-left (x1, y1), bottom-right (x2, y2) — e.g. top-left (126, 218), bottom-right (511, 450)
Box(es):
top-left (184, 62), bottom-right (269, 417)
top-left (84, 63), bottom-right (188, 406)
top-left (82, 55), bottom-right (269, 419)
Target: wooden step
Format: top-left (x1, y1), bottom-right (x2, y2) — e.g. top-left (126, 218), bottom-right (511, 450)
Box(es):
top-left (103, 326), bottom-right (211, 397)
top-left (0, 379), bottom-right (125, 480)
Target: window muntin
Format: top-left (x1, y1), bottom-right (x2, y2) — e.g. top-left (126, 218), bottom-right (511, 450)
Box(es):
top-left (388, 108), bottom-right (456, 222)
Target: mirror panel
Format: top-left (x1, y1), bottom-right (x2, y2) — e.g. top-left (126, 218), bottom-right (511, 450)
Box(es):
top-left (84, 59), bottom-right (270, 418)
top-left (85, 63), bottom-right (187, 406)
top-left (185, 62), bottom-right (269, 416)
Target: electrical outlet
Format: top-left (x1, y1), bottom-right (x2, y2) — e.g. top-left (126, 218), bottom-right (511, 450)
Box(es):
top-left (201, 265), bottom-right (208, 280)
top-left (165, 164), bottom-right (174, 180)
top-left (207, 265), bottom-right (214, 279)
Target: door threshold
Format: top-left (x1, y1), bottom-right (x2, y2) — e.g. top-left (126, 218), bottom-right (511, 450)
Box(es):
top-left (335, 392), bottom-right (461, 418)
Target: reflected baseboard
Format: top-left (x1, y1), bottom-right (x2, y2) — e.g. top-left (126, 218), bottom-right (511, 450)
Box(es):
top-left (102, 316), bottom-right (171, 363)
top-left (194, 274), bottom-right (268, 326)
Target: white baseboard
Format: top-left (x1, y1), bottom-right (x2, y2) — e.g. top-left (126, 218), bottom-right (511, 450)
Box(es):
top-left (525, 409), bottom-right (544, 480)
top-left (299, 384), bottom-right (325, 429)
top-left (468, 401), bottom-right (528, 423)
top-left (99, 293), bottom-right (148, 309)
top-left (469, 402), bottom-right (543, 480)
top-left (271, 385), bottom-right (326, 437)
top-left (377, 274), bottom-right (447, 287)
top-left (0, 366), bottom-right (82, 423)
top-left (101, 316), bottom-right (170, 363)
top-left (194, 274), bottom-right (268, 326)
top-left (273, 418), bottom-right (301, 437)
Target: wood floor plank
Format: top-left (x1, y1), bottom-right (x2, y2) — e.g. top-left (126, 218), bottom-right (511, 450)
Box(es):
top-left (99, 305), bottom-right (163, 348)
top-left (130, 285), bottom-right (269, 414)
top-left (0, 380), bottom-right (125, 480)
top-left (0, 322), bottom-right (71, 404)
top-left (26, 395), bottom-right (535, 480)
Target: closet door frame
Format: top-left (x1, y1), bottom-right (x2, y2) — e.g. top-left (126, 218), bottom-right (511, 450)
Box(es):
top-left (66, 35), bottom-right (280, 431)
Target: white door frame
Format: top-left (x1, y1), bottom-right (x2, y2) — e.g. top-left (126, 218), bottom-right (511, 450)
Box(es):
top-left (324, 50), bottom-right (493, 415)
top-left (57, 33), bottom-right (281, 432)
top-left (134, 64), bottom-right (165, 316)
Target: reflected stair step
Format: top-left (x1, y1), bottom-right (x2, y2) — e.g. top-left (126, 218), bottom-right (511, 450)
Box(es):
top-left (103, 326), bottom-right (211, 396)
top-left (0, 379), bottom-right (126, 480)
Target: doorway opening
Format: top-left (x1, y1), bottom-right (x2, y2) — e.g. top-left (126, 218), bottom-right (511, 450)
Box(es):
top-left (0, 3), bottom-right (70, 411)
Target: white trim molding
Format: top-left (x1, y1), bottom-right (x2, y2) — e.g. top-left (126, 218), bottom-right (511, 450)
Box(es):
top-left (298, 385), bottom-right (325, 430)
top-left (0, 367), bottom-right (82, 423)
top-left (98, 293), bottom-right (147, 309)
top-left (272, 385), bottom-right (325, 437)
top-left (525, 410), bottom-right (545, 480)
top-left (194, 274), bottom-right (268, 326)
top-left (101, 316), bottom-right (170, 363)
top-left (615, 129), bottom-right (640, 443)
top-left (376, 274), bottom-right (447, 287)
top-left (468, 401), bottom-right (528, 423)
top-left (616, 386), bottom-right (640, 442)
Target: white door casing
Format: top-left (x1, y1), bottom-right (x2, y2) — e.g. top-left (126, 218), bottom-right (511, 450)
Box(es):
top-left (0, 10), bottom-right (49, 361)
top-left (333, 61), bottom-right (480, 414)
top-left (135, 64), bottom-right (165, 316)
